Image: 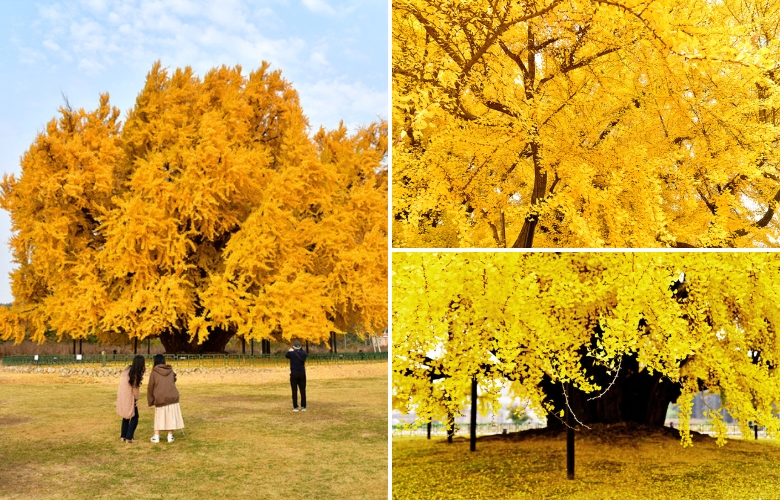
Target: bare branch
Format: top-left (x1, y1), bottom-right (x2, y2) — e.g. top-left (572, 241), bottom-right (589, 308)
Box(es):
top-left (562, 382), bottom-right (591, 429)
top-left (586, 358), bottom-right (622, 401)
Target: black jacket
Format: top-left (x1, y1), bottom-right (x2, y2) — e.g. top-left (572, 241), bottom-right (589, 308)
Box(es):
top-left (285, 348), bottom-right (307, 374)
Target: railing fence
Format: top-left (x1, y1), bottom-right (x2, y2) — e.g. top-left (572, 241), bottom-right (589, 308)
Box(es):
top-left (392, 421), bottom-right (769, 439)
top-left (2, 352), bottom-right (387, 368)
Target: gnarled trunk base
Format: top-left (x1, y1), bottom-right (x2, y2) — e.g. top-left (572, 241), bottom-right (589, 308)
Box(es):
top-left (158, 328), bottom-right (234, 354)
top-left (543, 355), bottom-right (682, 428)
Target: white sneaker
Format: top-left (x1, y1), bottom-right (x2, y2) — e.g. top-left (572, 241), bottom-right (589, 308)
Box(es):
top-left (301, 408), bottom-right (307, 412)
top-left (293, 407), bottom-right (300, 412)
top-left (150, 435), bottom-right (160, 443)
top-left (167, 434), bottom-right (174, 443)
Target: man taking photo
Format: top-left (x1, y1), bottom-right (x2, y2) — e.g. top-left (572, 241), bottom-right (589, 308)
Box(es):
top-left (286, 340), bottom-right (307, 412)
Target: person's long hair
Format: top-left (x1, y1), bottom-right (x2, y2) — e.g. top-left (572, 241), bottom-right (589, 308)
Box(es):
top-left (128, 355), bottom-right (146, 388)
top-left (153, 354), bottom-right (166, 367)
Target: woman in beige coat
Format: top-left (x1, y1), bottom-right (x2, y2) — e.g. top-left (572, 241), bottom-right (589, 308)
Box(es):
top-left (116, 355), bottom-right (146, 443)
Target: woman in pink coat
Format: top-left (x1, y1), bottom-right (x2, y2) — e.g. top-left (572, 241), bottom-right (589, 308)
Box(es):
top-left (116, 355), bottom-right (146, 443)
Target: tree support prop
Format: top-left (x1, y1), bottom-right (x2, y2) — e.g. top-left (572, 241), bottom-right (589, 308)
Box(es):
top-left (567, 400), bottom-right (575, 480)
top-left (470, 376), bottom-right (477, 452)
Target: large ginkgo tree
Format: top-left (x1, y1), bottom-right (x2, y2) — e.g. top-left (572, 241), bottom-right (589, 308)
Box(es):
top-left (0, 62), bottom-right (387, 353)
top-left (393, 252), bottom-right (780, 446)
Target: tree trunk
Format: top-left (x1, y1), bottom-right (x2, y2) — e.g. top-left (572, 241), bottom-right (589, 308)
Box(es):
top-left (511, 24), bottom-right (547, 249)
top-left (158, 327), bottom-right (234, 354)
top-left (512, 139), bottom-right (546, 249)
top-left (543, 354), bottom-right (681, 428)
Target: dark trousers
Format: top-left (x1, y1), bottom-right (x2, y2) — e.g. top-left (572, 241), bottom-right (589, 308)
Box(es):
top-left (290, 372), bottom-right (307, 409)
top-left (121, 406), bottom-right (139, 440)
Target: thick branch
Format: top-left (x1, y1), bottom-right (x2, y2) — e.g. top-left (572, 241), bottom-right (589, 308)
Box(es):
top-left (696, 187), bottom-right (717, 216)
top-left (498, 39), bottom-right (528, 79)
top-left (538, 47), bottom-right (622, 89)
top-left (755, 187), bottom-right (780, 228)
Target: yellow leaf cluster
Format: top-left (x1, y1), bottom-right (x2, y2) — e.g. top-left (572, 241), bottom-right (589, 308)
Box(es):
top-left (393, 0), bottom-right (780, 247)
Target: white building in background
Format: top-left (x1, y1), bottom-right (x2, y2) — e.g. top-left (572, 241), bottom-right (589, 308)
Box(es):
top-left (392, 390), bottom-right (546, 429)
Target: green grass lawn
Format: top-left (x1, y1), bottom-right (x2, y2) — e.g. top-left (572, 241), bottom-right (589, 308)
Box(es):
top-left (0, 363), bottom-right (387, 500)
top-left (393, 427), bottom-right (780, 500)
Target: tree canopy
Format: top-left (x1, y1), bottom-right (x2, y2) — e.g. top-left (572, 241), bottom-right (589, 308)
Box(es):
top-left (0, 62), bottom-right (387, 353)
top-left (393, 252), bottom-right (780, 445)
top-left (393, 0), bottom-right (780, 247)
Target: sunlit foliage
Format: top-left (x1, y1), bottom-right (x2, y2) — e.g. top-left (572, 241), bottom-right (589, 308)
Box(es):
top-left (393, 0), bottom-right (780, 247)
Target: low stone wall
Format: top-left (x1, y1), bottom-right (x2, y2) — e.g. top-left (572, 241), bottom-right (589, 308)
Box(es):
top-left (0, 365), bottom-right (283, 377)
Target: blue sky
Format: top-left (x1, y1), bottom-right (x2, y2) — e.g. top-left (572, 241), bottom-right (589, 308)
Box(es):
top-left (0, 0), bottom-right (388, 304)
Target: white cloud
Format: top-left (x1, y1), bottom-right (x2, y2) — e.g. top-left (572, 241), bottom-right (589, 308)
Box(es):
top-left (206, 0), bottom-right (256, 32)
top-left (42, 39), bottom-right (61, 51)
top-left (298, 78), bottom-right (387, 132)
top-left (80, 0), bottom-right (108, 13)
top-left (38, 4), bottom-right (67, 22)
top-left (302, 0), bottom-right (335, 15)
top-left (309, 50), bottom-right (329, 70)
top-left (22, 0), bottom-right (385, 130)
top-left (78, 57), bottom-right (105, 74)
top-left (29, 1), bottom-right (310, 77)
top-left (159, 0), bottom-right (202, 17)
top-left (69, 20), bottom-right (109, 53)
top-left (17, 46), bottom-right (46, 65)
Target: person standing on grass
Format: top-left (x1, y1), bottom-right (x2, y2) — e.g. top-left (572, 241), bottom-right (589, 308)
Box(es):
top-left (117, 355), bottom-right (146, 443)
top-left (286, 340), bottom-right (307, 412)
top-left (147, 354), bottom-right (184, 443)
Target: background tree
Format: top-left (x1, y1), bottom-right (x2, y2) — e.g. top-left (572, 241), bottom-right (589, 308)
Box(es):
top-left (392, 0), bottom-right (780, 248)
top-left (393, 252), bottom-right (780, 446)
top-left (0, 62), bottom-right (387, 353)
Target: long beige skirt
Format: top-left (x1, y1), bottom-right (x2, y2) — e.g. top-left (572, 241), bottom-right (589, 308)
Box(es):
top-left (154, 403), bottom-right (185, 431)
